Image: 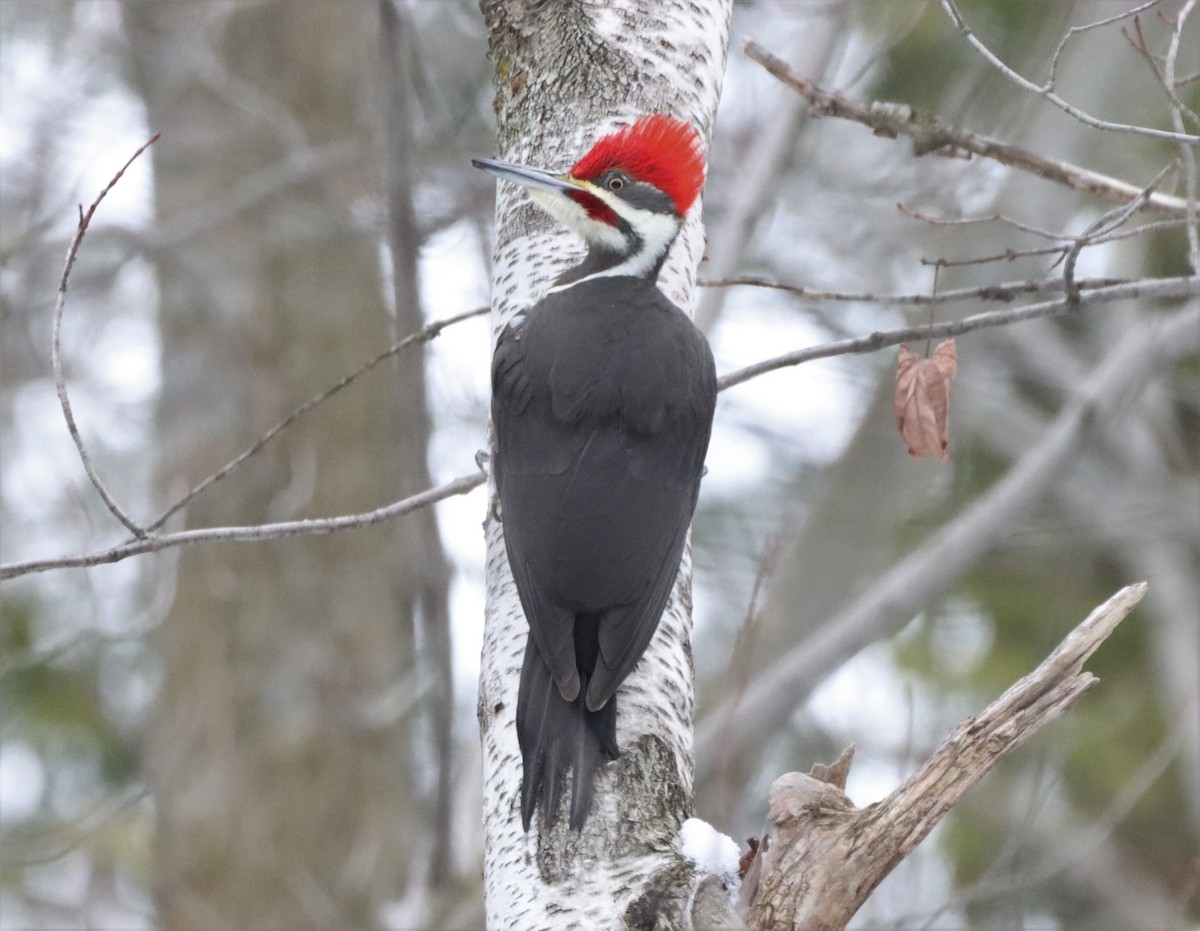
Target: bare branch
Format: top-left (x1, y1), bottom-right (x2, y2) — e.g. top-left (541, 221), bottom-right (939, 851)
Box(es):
top-left (922, 243), bottom-right (1071, 270)
top-left (744, 584), bottom-right (1148, 931)
top-left (897, 202), bottom-right (1077, 241)
top-left (742, 40), bottom-right (1194, 218)
top-left (710, 535), bottom-right (784, 816)
top-left (901, 204), bottom-right (1191, 252)
top-left (717, 276), bottom-right (1200, 391)
top-left (24, 136), bottom-right (487, 570)
top-left (1164, 0), bottom-right (1200, 272)
top-left (937, 0), bottom-right (1200, 144)
top-left (1062, 159), bottom-right (1180, 304)
top-left (1048, 0), bottom-right (1167, 91)
top-left (146, 304), bottom-right (488, 531)
top-left (52, 135), bottom-right (159, 539)
top-left (1121, 16), bottom-right (1200, 129)
top-left (701, 274), bottom-right (1129, 306)
top-left (922, 217), bottom-right (1193, 269)
top-left (0, 470), bottom-right (486, 580)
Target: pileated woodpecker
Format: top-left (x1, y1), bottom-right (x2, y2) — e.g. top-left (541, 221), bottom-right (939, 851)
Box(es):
top-left (474, 115), bottom-right (716, 830)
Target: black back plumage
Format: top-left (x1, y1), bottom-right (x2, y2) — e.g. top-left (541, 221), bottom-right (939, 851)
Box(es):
top-left (492, 275), bottom-right (716, 830)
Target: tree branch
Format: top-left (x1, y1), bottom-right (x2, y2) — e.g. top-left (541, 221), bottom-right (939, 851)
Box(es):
top-left (0, 470), bottom-right (486, 580)
top-left (145, 304), bottom-right (487, 532)
top-left (26, 131), bottom-right (489, 584)
top-left (52, 135), bottom-right (159, 539)
top-left (1048, 0), bottom-right (1168, 93)
top-left (1121, 13), bottom-right (1200, 130)
top-left (742, 39), bottom-right (1194, 218)
top-left (1164, 0), bottom-right (1200, 272)
top-left (702, 274), bottom-right (1129, 307)
top-left (742, 583), bottom-right (1148, 931)
top-left (717, 275), bottom-right (1200, 391)
top-left (1060, 159), bottom-right (1181, 304)
top-left (937, 0), bottom-right (1199, 144)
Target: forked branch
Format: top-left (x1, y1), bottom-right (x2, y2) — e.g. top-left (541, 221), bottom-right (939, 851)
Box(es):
top-left (937, 0), bottom-right (1198, 144)
top-left (740, 583), bottom-right (1148, 931)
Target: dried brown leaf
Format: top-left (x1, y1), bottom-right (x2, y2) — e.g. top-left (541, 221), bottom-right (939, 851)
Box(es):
top-left (894, 339), bottom-right (957, 463)
top-left (738, 836), bottom-right (760, 879)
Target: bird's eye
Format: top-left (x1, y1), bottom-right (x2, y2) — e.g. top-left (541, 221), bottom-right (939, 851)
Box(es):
top-left (607, 176), bottom-right (625, 191)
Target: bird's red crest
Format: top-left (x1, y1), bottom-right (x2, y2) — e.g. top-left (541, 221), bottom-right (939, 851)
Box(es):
top-left (570, 115), bottom-right (706, 216)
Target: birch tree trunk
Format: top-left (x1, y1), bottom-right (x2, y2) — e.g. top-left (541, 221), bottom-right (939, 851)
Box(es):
top-left (476, 1), bottom-right (733, 926)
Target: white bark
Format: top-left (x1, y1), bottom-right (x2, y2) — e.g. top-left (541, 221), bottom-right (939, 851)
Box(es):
top-left (477, 1), bottom-right (733, 927)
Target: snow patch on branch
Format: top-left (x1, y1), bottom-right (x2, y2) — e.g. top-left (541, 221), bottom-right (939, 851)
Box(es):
top-left (678, 817), bottom-right (741, 899)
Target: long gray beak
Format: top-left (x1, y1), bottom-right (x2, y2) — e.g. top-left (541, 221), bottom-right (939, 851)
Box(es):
top-left (471, 158), bottom-right (577, 195)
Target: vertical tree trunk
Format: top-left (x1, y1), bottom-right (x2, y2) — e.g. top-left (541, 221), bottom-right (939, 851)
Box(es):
top-left (476, 2), bottom-right (732, 926)
top-left (125, 3), bottom-right (439, 926)
top-left (377, 0), bottom-right (457, 886)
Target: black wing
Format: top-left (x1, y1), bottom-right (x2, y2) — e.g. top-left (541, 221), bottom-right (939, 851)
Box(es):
top-left (492, 280), bottom-right (716, 708)
top-left (491, 320), bottom-right (582, 700)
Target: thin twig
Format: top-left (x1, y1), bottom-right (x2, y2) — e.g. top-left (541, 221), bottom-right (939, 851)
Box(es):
top-left (1121, 16), bottom-right (1200, 129)
top-left (702, 274), bottom-right (1129, 305)
top-left (924, 264), bottom-right (940, 356)
top-left (1062, 160), bottom-right (1180, 303)
top-left (0, 470), bottom-right (487, 580)
top-left (1164, 0), bottom-right (1200, 273)
top-left (145, 304), bottom-right (488, 531)
top-left (922, 244), bottom-right (1070, 270)
top-left (39, 135), bottom-right (485, 552)
top-left (898, 203), bottom-right (1190, 249)
top-left (938, 0), bottom-right (1199, 144)
top-left (898, 203), bottom-right (1075, 241)
top-left (1077, 217), bottom-right (1191, 245)
top-left (4, 784), bottom-right (149, 867)
top-left (913, 225), bottom-right (1180, 269)
top-left (742, 40), bottom-right (1193, 218)
top-left (912, 171), bottom-right (1183, 273)
top-left (711, 535), bottom-right (784, 813)
top-left (52, 135), bottom-right (159, 539)
top-left (1048, 0), bottom-right (1166, 91)
top-left (717, 276), bottom-right (1199, 391)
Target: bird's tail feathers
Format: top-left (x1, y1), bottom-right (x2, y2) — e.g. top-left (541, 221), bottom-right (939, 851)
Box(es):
top-left (517, 636), bottom-right (618, 831)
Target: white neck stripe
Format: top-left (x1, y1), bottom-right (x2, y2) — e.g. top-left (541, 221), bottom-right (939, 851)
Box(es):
top-left (543, 205), bottom-right (678, 296)
top-left (545, 263), bottom-right (651, 295)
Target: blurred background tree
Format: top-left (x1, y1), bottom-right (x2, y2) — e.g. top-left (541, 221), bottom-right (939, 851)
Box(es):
top-left (1, 1), bottom-right (1195, 929)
